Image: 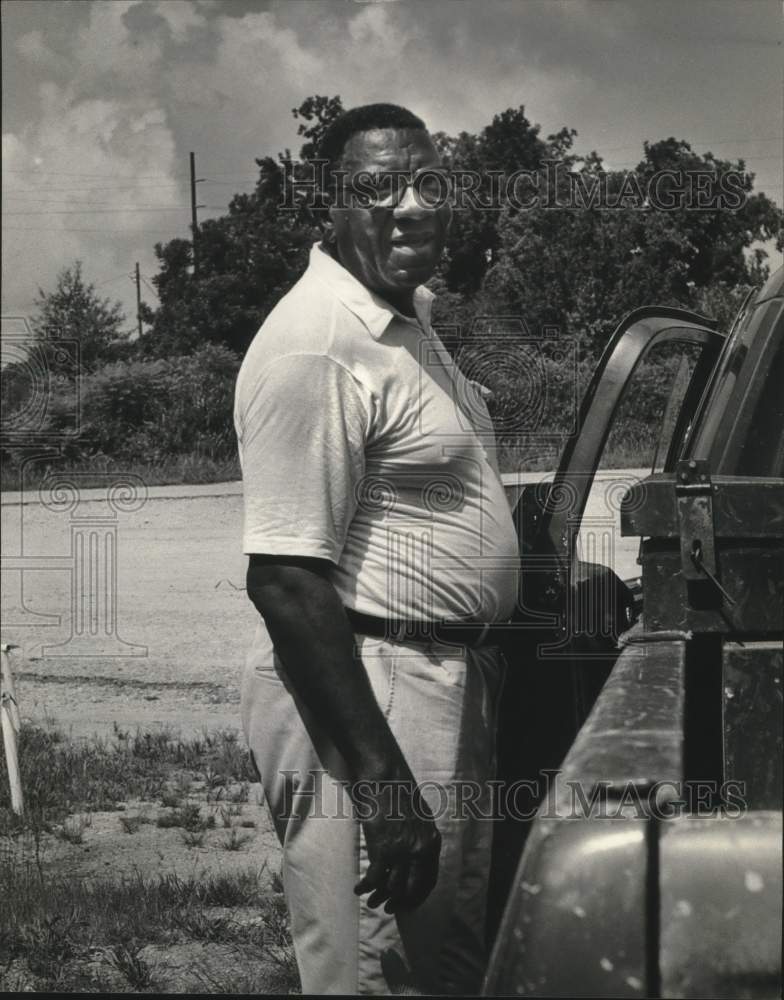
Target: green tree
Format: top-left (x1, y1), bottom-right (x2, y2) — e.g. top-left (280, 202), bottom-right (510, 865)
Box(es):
top-left (436, 107), bottom-right (578, 294)
top-left (292, 94), bottom-right (345, 161)
top-left (32, 261), bottom-right (129, 371)
top-left (477, 137), bottom-right (782, 352)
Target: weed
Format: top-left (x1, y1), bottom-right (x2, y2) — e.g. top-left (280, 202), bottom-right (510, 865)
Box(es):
top-left (109, 942), bottom-right (153, 990)
top-left (156, 811), bottom-right (182, 830)
top-left (198, 869), bottom-right (266, 907)
top-left (118, 812), bottom-right (153, 834)
top-left (56, 814), bottom-right (91, 845)
top-left (193, 959), bottom-right (297, 995)
top-left (173, 909), bottom-right (236, 943)
top-left (240, 819), bottom-right (257, 830)
top-left (270, 868), bottom-right (285, 895)
top-left (228, 782), bottom-right (250, 804)
top-left (156, 803), bottom-right (214, 832)
top-left (159, 790), bottom-right (183, 809)
top-left (180, 829), bottom-right (206, 849)
top-left (255, 892), bottom-right (298, 976)
top-left (221, 829), bottom-right (252, 852)
top-left (202, 765), bottom-right (227, 791)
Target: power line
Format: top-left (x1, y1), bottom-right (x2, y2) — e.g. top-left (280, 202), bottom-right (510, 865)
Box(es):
top-left (3, 226), bottom-right (184, 233)
top-left (4, 201), bottom-right (190, 210)
top-left (4, 207), bottom-right (192, 216)
top-left (3, 169), bottom-right (188, 179)
top-left (93, 273), bottom-right (133, 288)
top-left (4, 182), bottom-right (186, 193)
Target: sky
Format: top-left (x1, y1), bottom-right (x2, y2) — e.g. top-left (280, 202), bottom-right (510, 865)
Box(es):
top-left (2, 0), bottom-right (782, 332)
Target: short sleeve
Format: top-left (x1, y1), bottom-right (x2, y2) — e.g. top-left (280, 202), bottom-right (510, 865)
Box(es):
top-left (236, 353), bottom-right (371, 561)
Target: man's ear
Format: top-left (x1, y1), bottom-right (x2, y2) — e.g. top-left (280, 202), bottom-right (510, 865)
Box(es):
top-left (321, 212), bottom-right (337, 247)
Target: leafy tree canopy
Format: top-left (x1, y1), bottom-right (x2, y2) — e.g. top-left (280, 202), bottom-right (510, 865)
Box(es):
top-left (32, 261), bottom-right (130, 371)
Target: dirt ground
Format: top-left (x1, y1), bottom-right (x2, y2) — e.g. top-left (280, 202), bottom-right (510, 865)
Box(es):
top-left (2, 484), bottom-right (252, 739)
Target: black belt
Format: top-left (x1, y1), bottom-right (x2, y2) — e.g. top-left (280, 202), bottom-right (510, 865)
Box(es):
top-left (345, 608), bottom-right (494, 649)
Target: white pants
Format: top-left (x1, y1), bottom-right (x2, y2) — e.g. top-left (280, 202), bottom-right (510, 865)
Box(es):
top-left (241, 625), bottom-right (504, 995)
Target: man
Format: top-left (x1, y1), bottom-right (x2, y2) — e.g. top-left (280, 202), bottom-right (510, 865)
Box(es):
top-left (234, 103), bottom-right (519, 995)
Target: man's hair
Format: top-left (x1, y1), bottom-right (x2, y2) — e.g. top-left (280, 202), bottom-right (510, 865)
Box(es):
top-left (317, 103), bottom-right (427, 185)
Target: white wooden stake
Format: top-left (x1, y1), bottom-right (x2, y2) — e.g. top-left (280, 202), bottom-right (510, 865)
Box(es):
top-left (1, 643), bottom-right (24, 816)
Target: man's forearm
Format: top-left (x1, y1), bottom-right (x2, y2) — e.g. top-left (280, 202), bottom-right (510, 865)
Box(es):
top-left (246, 559), bottom-right (413, 785)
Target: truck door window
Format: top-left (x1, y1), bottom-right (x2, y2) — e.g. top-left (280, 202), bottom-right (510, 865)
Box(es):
top-left (577, 343), bottom-right (702, 582)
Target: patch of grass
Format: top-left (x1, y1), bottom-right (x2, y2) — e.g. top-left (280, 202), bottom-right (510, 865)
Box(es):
top-left (221, 829), bottom-right (252, 852)
top-left (198, 869), bottom-right (268, 907)
top-left (193, 965), bottom-right (290, 994)
top-left (0, 861), bottom-right (297, 993)
top-left (270, 868), bottom-right (285, 895)
top-left (180, 829), bottom-right (206, 849)
top-left (239, 819), bottom-right (257, 829)
top-left (117, 812), bottom-right (153, 834)
top-left (254, 891), bottom-right (299, 977)
top-left (173, 908), bottom-right (236, 943)
top-left (56, 814), bottom-right (92, 845)
top-left (156, 803), bottom-right (214, 832)
top-left (0, 723), bottom-right (253, 839)
top-left (159, 790), bottom-right (183, 810)
top-left (217, 801), bottom-right (245, 829)
top-left (228, 782), bottom-right (250, 804)
top-left (108, 941), bottom-right (153, 990)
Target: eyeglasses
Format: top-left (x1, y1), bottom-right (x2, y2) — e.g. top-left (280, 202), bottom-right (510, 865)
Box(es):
top-left (335, 167), bottom-right (453, 209)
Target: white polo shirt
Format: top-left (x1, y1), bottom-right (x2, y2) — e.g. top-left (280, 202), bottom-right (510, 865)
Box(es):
top-left (234, 243), bottom-right (519, 624)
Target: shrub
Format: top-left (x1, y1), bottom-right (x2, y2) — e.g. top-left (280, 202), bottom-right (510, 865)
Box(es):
top-left (34, 343), bottom-right (240, 466)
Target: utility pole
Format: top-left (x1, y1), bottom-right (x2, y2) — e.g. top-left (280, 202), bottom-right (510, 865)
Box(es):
top-left (134, 263), bottom-right (143, 340)
top-left (189, 151), bottom-right (204, 276)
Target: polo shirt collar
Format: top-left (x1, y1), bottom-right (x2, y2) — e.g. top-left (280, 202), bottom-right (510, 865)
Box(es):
top-left (308, 242), bottom-right (434, 339)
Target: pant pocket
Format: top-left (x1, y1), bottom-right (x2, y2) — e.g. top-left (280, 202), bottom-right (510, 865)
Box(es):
top-left (356, 635), bottom-right (397, 719)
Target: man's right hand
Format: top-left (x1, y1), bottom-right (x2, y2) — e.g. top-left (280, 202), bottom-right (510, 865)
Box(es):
top-left (354, 779), bottom-right (442, 915)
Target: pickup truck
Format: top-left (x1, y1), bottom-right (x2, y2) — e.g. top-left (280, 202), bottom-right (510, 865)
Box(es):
top-left (486, 268), bottom-right (783, 997)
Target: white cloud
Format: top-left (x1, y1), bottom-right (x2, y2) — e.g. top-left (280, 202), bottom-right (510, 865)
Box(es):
top-left (2, 0), bottom-right (781, 324)
top-left (14, 29), bottom-right (69, 73)
top-left (2, 2), bottom-right (191, 323)
top-left (209, 10), bottom-right (324, 89)
top-left (348, 4), bottom-right (409, 50)
top-left (72, 1), bottom-right (164, 91)
top-left (156, 0), bottom-right (209, 44)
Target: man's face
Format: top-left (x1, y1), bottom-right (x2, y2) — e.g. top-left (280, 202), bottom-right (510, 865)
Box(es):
top-left (327, 127), bottom-right (452, 300)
